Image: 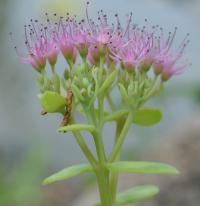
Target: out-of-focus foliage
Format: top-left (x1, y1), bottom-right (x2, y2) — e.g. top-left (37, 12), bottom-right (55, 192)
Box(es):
top-left (0, 146), bottom-right (46, 206)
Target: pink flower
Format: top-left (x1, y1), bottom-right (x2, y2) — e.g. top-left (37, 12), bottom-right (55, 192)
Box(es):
top-left (46, 38), bottom-right (59, 66)
top-left (111, 25), bottom-right (155, 71)
top-left (153, 28), bottom-right (190, 80)
top-left (15, 23), bottom-right (47, 72)
top-left (87, 45), bottom-right (101, 65)
top-left (13, 3), bottom-right (189, 80)
top-left (59, 34), bottom-right (77, 64)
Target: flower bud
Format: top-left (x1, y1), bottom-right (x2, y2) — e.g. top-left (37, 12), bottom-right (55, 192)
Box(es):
top-left (153, 63), bottom-right (164, 76)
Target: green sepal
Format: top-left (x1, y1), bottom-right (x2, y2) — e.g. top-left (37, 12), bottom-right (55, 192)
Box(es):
top-left (38, 91), bottom-right (66, 113)
top-left (58, 124), bottom-right (96, 133)
top-left (106, 161), bottom-right (179, 175)
top-left (134, 107), bottom-right (162, 126)
top-left (115, 185), bottom-right (159, 205)
top-left (43, 164), bottom-right (93, 185)
top-left (99, 70), bottom-right (117, 95)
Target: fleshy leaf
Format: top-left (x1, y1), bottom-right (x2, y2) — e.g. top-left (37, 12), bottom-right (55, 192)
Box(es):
top-left (39, 91), bottom-right (66, 113)
top-left (133, 107), bottom-right (162, 126)
top-left (58, 124), bottom-right (96, 133)
top-left (106, 161), bottom-right (179, 175)
top-left (116, 185), bottom-right (159, 205)
top-left (43, 164), bottom-right (93, 185)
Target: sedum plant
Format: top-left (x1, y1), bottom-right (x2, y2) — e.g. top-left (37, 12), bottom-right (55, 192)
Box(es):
top-left (12, 2), bottom-right (189, 206)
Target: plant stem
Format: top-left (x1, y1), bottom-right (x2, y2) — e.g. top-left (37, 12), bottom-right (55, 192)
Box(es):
top-left (72, 131), bottom-right (97, 168)
top-left (109, 111), bottom-right (133, 162)
top-left (94, 93), bottom-right (113, 206)
top-left (106, 94), bottom-right (116, 111)
top-left (96, 166), bottom-right (112, 206)
top-left (110, 118), bottom-right (126, 201)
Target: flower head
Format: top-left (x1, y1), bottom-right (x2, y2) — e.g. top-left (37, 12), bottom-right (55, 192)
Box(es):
top-left (153, 27), bottom-right (190, 80)
top-left (12, 2), bottom-right (189, 80)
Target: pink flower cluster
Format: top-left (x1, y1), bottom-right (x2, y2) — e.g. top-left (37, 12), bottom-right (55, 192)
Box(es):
top-left (13, 2), bottom-right (189, 80)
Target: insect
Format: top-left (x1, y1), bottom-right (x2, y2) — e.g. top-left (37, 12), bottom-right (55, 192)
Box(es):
top-left (41, 110), bottom-right (47, 115)
top-left (60, 88), bottom-right (73, 127)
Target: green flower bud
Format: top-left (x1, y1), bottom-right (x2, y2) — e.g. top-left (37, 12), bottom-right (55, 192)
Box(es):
top-left (82, 77), bottom-right (90, 88)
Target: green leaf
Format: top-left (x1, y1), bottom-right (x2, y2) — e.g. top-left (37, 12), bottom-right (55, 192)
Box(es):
top-left (116, 185), bottom-right (159, 205)
top-left (133, 107), bottom-right (162, 126)
top-left (43, 164), bottom-right (93, 185)
top-left (106, 161), bottom-right (179, 175)
top-left (38, 91), bottom-right (66, 113)
top-left (58, 124), bottom-right (96, 133)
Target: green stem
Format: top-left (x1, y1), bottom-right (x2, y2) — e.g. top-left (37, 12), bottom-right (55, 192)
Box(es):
top-left (50, 64), bottom-right (55, 73)
top-left (96, 166), bottom-right (112, 206)
top-left (106, 94), bottom-right (116, 111)
top-left (72, 131), bottom-right (97, 168)
top-left (96, 96), bottom-right (107, 161)
top-left (95, 93), bottom-right (113, 205)
top-left (110, 118), bottom-right (126, 201)
top-left (109, 112), bottom-right (133, 162)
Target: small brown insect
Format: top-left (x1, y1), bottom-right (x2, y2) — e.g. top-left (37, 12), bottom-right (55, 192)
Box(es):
top-left (60, 88), bottom-right (73, 127)
top-left (41, 110), bottom-right (47, 115)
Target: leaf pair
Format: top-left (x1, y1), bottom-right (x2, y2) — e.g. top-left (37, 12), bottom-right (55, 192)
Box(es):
top-left (43, 161), bottom-right (178, 205)
top-left (43, 161), bottom-right (178, 185)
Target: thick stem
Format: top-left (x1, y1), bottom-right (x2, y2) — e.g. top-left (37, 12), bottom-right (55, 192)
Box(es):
top-left (96, 166), bottom-right (112, 206)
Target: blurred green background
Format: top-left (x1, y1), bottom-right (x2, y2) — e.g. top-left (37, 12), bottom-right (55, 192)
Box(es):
top-left (1, 0), bottom-right (200, 205)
